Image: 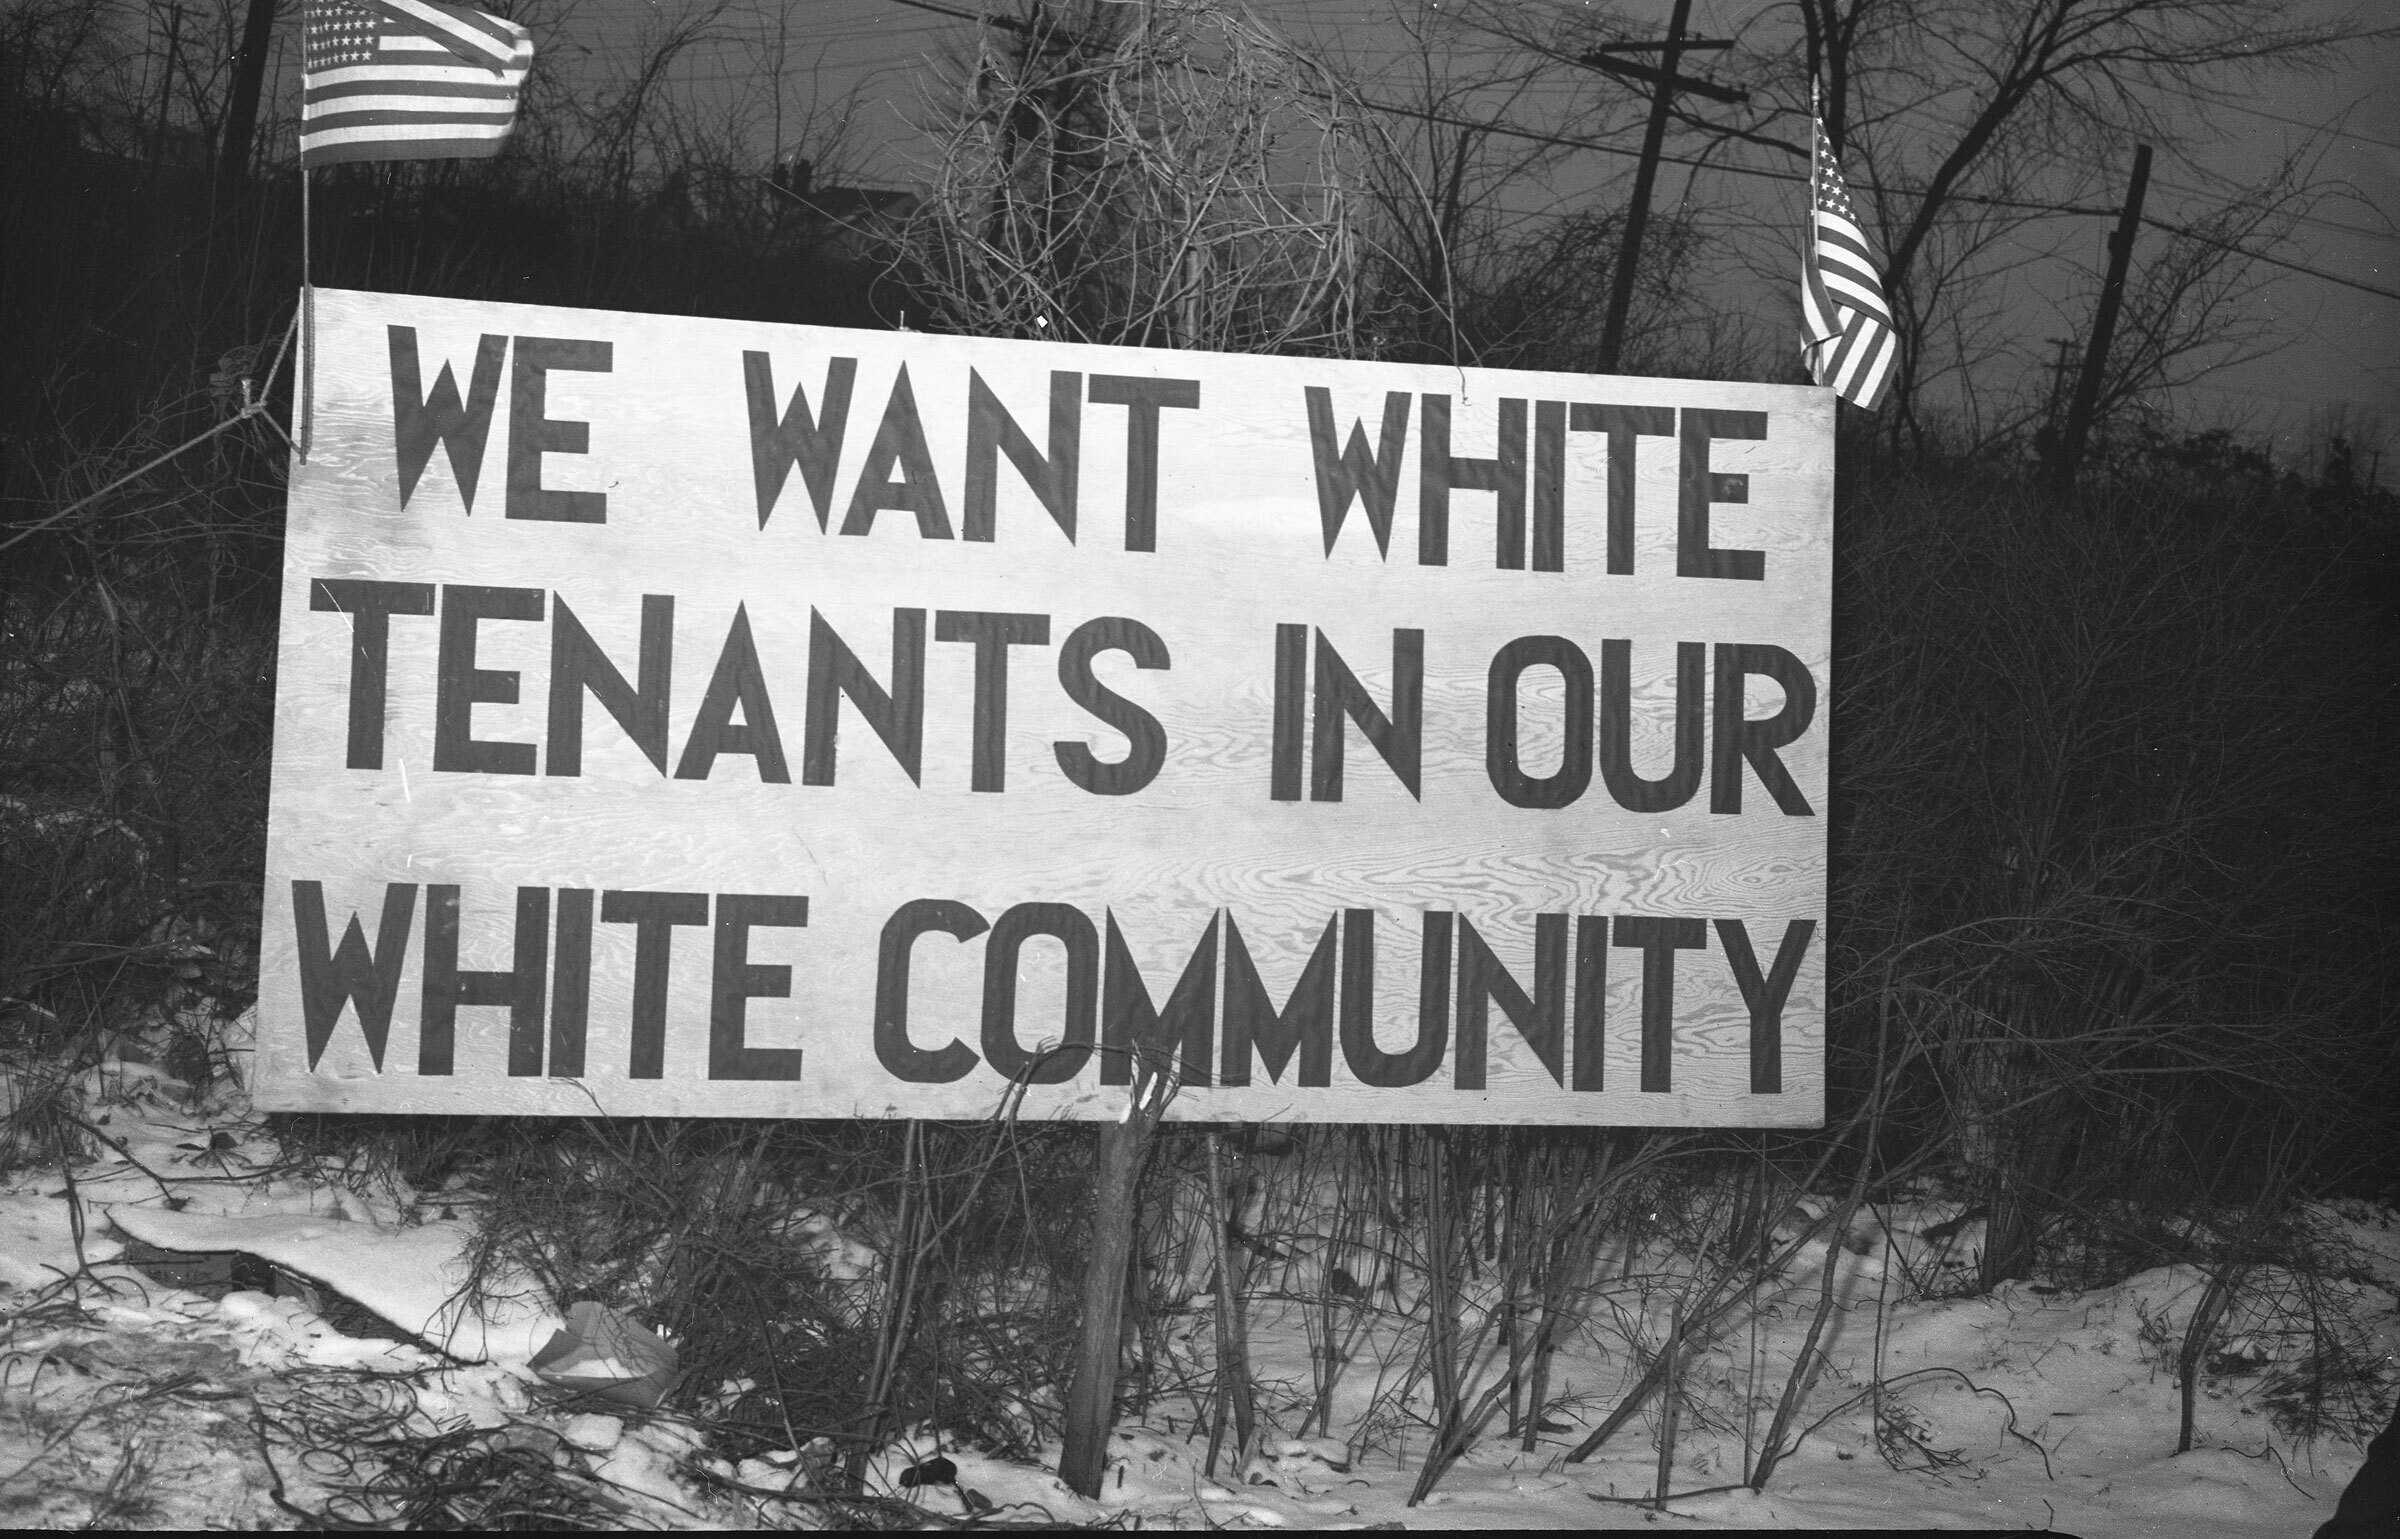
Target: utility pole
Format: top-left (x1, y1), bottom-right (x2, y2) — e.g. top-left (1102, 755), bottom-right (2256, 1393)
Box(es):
top-left (217, 0), bottom-right (279, 204)
top-left (2045, 337), bottom-right (2076, 413)
top-left (2037, 336), bottom-right (2076, 471)
top-left (1583, 0), bottom-right (1745, 374)
top-left (2054, 144), bottom-right (2153, 496)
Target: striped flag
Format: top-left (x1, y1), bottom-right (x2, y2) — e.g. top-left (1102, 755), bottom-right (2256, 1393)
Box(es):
top-left (300, 0), bottom-right (532, 167)
top-left (1801, 92), bottom-right (1897, 411)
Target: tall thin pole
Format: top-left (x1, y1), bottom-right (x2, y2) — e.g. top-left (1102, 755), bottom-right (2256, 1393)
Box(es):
top-left (2055, 144), bottom-right (2152, 495)
top-left (299, 165), bottom-right (315, 461)
top-left (1596, 0), bottom-right (1691, 374)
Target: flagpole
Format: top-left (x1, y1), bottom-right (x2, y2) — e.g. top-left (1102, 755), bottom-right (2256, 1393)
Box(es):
top-left (299, 162), bottom-right (314, 461)
top-left (289, 0), bottom-right (534, 465)
top-left (1804, 75), bottom-right (1829, 390)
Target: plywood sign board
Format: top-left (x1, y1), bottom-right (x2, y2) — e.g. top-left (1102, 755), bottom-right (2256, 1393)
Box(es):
top-left (258, 287), bottom-right (1834, 1124)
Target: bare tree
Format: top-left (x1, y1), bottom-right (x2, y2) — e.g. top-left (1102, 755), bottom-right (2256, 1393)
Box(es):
top-left (1281, 1), bottom-right (1757, 376)
top-left (1318, 2), bottom-right (1584, 365)
top-left (900, 0), bottom-right (1372, 356)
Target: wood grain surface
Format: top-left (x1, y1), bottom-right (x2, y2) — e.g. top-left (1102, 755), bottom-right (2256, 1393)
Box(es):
top-left (258, 288), bottom-right (1834, 1125)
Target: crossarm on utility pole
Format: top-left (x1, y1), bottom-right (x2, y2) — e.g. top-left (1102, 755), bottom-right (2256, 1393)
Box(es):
top-left (1595, 0), bottom-right (1702, 373)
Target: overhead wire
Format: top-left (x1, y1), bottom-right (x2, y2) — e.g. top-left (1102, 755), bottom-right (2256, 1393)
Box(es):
top-left (2134, 215), bottom-right (2400, 303)
top-left (619, 0), bottom-right (2400, 306)
top-left (2151, 86), bottom-right (2400, 157)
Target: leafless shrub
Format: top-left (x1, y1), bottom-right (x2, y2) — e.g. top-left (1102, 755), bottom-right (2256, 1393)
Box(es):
top-left (899, 0), bottom-right (1371, 356)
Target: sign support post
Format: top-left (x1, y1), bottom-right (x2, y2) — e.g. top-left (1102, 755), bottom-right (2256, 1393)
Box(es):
top-left (1060, 1075), bottom-right (1173, 1496)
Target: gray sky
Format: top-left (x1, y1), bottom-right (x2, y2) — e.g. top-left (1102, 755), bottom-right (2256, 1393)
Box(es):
top-left (256, 0), bottom-right (2398, 472)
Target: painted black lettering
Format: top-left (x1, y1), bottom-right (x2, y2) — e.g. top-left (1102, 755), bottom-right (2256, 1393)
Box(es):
top-left (1101, 912), bottom-right (1217, 1087)
top-left (1677, 407), bottom-right (1766, 580)
top-left (1573, 915), bottom-right (1607, 1091)
top-left (1417, 395), bottom-right (1526, 567)
top-left (935, 610), bottom-right (1050, 792)
top-left (744, 351), bottom-right (855, 530)
top-left (965, 369), bottom-right (1080, 542)
top-left (1613, 915), bottom-right (1706, 1092)
top-left (505, 336), bottom-right (611, 523)
top-left (1527, 400), bottom-right (1563, 571)
top-left (1339, 909), bottom-right (1448, 1088)
top-left (420, 884), bottom-right (549, 1077)
top-left (434, 584), bottom-right (543, 775)
top-left (804, 608), bottom-right (926, 786)
top-left (389, 326), bottom-right (505, 512)
top-left (1087, 374), bottom-right (1199, 551)
top-left (1304, 387), bottom-right (1410, 557)
top-left (1717, 917), bottom-right (1813, 1094)
top-left (675, 604), bottom-right (790, 782)
top-left (980, 902), bottom-right (1096, 1083)
top-left (1054, 617), bottom-right (1168, 796)
top-left (1219, 913), bottom-right (1336, 1087)
top-left (1454, 912), bottom-right (1568, 1089)
top-left (842, 364), bottom-right (953, 538)
top-left (1312, 628), bottom-right (1423, 801)
top-left (310, 578), bottom-right (435, 770)
top-left (549, 888), bottom-right (594, 1077)
top-left (1570, 403), bottom-right (1674, 576)
top-left (1710, 643), bottom-right (1816, 815)
top-left (874, 899), bottom-right (986, 1083)
top-left (1600, 639), bottom-right (1705, 812)
top-left (601, 889), bottom-right (708, 1079)
top-left (1486, 635), bottom-right (1593, 809)
top-left (292, 880), bottom-right (417, 1071)
top-left (547, 594), bottom-right (673, 776)
top-left (1270, 623), bottom-right (1307, 802)
top-left (710, 894), bottom-right (809, 1081)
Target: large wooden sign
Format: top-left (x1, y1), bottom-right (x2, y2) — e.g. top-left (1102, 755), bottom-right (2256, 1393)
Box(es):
top-left (258, 288), bottom-right (1833, 1124)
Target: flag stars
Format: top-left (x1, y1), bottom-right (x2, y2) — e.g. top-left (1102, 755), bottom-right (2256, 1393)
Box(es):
top-left (306, 1), bottom-right (381, 71)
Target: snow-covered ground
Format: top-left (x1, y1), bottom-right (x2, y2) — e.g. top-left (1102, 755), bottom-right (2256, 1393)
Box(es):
top-left (0, 1028), bottom-right (2390, 1530)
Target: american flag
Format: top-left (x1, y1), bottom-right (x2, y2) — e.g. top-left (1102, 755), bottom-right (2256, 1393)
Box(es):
top-left (300, 0), bottom-right (532, 167)
top-left (1800, 96), bottom-right (1897, 411)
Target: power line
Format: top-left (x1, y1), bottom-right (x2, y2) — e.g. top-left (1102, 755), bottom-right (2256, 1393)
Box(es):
top-left (1291, 94), bottom-right (2400, 301)
top-left (2137, 168), bottom-right (2398, 246)
top-left (2156, 87), bottom-right (2400, 157)
top-left (856, 0), bottom-right (2396, 302)
top-left (2137, 214), bottom-right (2400, 303)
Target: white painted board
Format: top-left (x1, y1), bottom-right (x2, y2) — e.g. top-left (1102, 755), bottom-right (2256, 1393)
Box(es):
top-left (258, 287), bottom-right (1833, 1124)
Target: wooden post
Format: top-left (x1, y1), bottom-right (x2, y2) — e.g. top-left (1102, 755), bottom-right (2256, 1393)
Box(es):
top-left (1200, 1129), bottom-right (1255, 1477)
top-left (1595, 0), bottom-right (1691, 374)
top-left (2054, 144), bottom-right (2153, 496)
top-left (1652, 1301), bottom-right (1683, 1512)
top-left (1059, 1078), bottom-right (1171, 1497)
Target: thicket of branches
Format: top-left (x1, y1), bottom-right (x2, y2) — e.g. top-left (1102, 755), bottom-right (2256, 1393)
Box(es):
top-left (3, 0), bottom-right (2396, 1498)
